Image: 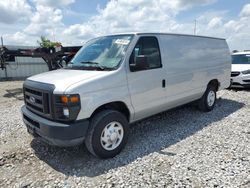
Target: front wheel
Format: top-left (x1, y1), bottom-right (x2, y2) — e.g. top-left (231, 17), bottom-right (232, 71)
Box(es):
top-left (85, 110), bottom-right (129, 158)
top-left (198, 85), bottom-right (217, 112)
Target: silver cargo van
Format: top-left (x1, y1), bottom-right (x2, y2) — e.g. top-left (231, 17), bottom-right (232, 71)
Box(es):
top-left (21, 33), bottom-right (231, 158)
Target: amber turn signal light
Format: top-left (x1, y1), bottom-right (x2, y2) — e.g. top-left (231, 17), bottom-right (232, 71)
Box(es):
top-left (70, 96), bottom-right (79, 103)
top-left (60, 95), bottom-right (80, 104)
top-left (61, 96), bottom-right (69, 103)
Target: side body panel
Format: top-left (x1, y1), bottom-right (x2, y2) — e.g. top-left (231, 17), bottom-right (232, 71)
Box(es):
top-left (158, 35), bottom-right (231, 108)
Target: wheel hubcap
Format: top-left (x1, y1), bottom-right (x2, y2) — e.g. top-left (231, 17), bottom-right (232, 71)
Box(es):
top-left (100, 121), bottom-right (124, 151)
top-left (207, 90), bottom-right (215, 107)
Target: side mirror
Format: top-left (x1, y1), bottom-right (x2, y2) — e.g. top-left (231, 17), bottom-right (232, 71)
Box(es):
top-left (130, 55), bottom-right (148, 72)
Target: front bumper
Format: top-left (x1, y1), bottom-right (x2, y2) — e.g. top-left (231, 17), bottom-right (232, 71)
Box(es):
top-left (230, 73), bottom-right (250, 88)
top-left (21, 105), bottom-right (89, 147)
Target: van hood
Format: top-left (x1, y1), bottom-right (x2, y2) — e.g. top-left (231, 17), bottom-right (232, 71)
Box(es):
top-left (27, 69), bottom-right (111, 93)
top-left (232, 64), bottom-right (250, 72)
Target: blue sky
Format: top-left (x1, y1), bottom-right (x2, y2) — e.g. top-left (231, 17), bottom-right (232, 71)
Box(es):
top-left (0, 0), bottom-right (250, 50)
top-left (63, 0), bottom-right (108, 25)
top-left (177, 0), bottom-right (250, 20)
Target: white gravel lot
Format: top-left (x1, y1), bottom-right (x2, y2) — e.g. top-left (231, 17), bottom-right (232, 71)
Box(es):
top-left (0, 81), bottom-right (249, 188)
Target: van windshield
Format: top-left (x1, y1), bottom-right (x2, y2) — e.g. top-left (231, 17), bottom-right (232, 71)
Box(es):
top-left (67, 35), bottom-right (133, 71)
top-left (232, 54), bottom-right (250, 64)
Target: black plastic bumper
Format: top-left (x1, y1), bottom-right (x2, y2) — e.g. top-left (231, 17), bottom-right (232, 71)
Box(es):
top-left (21, 105), bottom-right (89, 147)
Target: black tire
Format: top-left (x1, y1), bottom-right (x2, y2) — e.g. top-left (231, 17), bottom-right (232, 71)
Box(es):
top-left (85, 110), bottom-right (129, 158)
top-left (198, 85), bottom-right (217, 112)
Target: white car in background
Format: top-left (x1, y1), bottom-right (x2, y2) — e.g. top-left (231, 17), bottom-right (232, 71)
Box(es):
top-left (231, 51), bottom-right (250, 88)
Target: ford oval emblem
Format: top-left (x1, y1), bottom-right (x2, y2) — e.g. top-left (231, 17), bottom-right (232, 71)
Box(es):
top-left (30, 96), bottom-right (36, 104)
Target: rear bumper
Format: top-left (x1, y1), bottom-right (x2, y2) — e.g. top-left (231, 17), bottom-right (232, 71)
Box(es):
top-left (21, 105), bottom-right (89, 147)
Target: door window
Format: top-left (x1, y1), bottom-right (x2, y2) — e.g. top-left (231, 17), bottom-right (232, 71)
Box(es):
top-left (129, 36), bottom-right (162, 71)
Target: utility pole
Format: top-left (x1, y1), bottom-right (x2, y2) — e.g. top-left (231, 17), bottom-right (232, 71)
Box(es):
top-left (1, 36), bottom-right (3, 47)
top-left (52, 29), bottom-right (56, 42)
top-left (0, 36), bottom-right (7, 79)
top-left (194, 19), bottom-right (197, 35)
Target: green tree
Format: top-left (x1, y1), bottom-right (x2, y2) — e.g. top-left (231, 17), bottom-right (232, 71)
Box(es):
top-left (37, 36), bottom-right (61, 48)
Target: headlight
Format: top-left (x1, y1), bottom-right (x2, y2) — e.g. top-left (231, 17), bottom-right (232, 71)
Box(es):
top-left (242, 69), bottom-right (250, 74)
top-left (54, 94), bottom-right (81, 121)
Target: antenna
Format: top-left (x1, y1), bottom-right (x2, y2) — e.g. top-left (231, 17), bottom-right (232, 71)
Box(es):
top-left (194, 19), bottom-right (197, 35)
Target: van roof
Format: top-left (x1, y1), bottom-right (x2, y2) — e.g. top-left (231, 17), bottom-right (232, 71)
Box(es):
top-left (106, 32), bottom-right (226, 40)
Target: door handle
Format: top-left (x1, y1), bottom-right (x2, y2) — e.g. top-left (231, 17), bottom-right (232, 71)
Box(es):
top-left (162, 79), bottom-right (166, 88)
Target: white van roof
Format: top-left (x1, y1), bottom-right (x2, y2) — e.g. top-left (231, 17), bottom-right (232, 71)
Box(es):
top-left (106, 32), bottom-right (226, 41)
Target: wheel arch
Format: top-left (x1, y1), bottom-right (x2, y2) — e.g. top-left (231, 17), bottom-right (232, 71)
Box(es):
top-left (207, 79), bottom-right (220, 91)
top-left (90, 101), bottom-right (131, 121)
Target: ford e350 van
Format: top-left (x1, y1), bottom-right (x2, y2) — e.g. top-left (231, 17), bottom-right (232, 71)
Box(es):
top-left (21, 33), bottom-right (231, 158)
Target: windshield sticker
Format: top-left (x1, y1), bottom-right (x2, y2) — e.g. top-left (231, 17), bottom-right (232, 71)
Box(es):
top-left (114, 39), bottom-right (130, 45)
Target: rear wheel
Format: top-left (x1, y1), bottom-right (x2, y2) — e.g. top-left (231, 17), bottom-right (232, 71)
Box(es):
top-left (85, 110), bottom-right (129, 158)
top-left (198, 85), bottom-right (217, 112)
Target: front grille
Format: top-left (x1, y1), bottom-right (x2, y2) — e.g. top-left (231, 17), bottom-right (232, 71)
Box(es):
top-left (23, 80), bottom-right (54, 119)
top-left (24, 87), bottom-right (51, 116)
top-left (231, 71), bottom-right (240, 77)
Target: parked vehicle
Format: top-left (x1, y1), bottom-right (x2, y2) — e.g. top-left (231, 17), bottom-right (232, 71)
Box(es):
top-left (21, 33), bottom-right (231, 158)
top-left (230, 51), bottom-right (250, 88)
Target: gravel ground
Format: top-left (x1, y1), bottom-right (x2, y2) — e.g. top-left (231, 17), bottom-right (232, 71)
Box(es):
top-left (0, 80), bottom-right (249, 188)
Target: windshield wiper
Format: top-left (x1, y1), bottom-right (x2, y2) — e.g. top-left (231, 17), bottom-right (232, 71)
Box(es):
top-left (80, 61), bottom-right (99, 65)
top-left (79, 61), bottom-right (114, 71)
top-left (65, 64), bottom-right (114, 71)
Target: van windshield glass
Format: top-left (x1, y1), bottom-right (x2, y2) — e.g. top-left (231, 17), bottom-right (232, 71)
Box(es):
top-left (67, 35), bottom-right (133, 70)
top-left (232, 54), bottom-right (250, 64)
